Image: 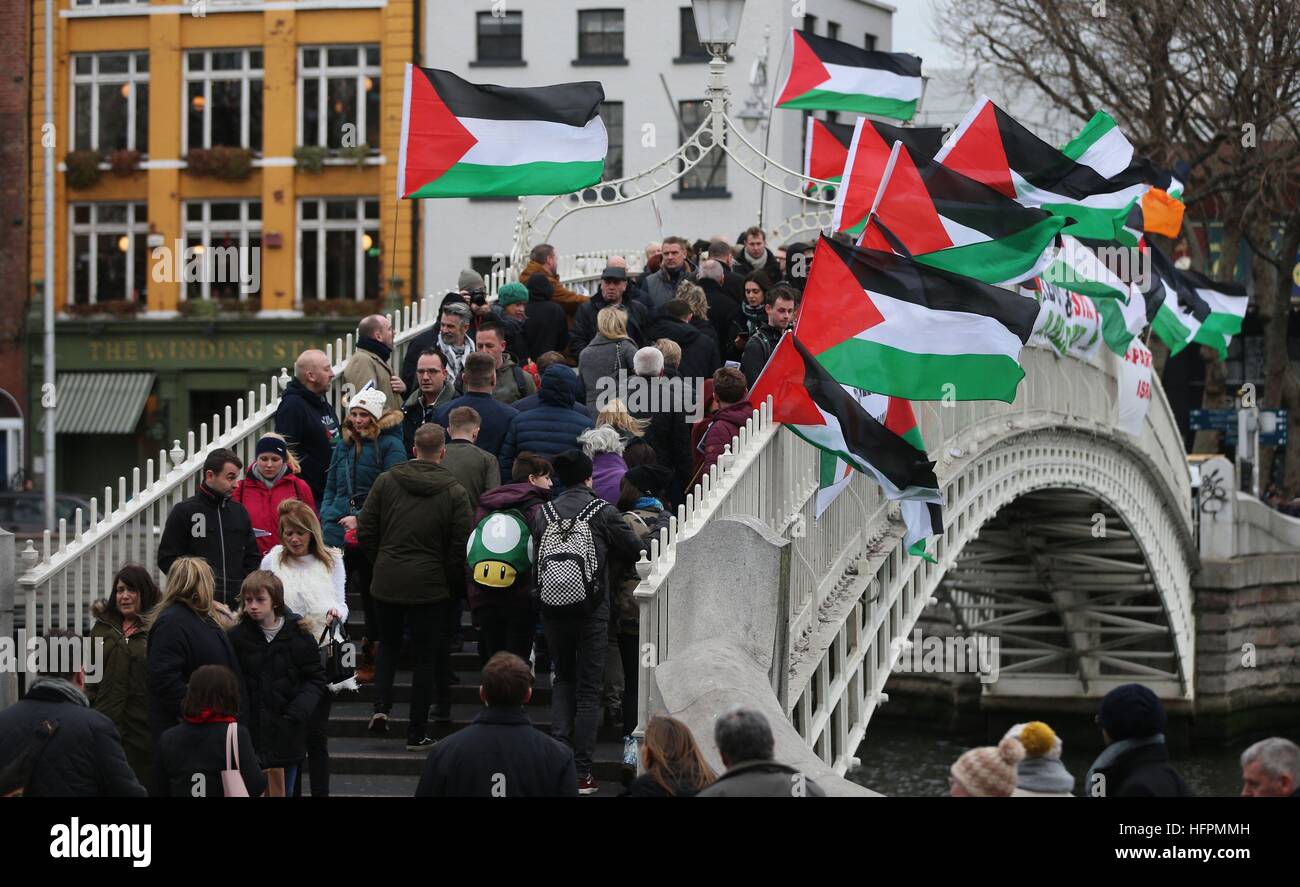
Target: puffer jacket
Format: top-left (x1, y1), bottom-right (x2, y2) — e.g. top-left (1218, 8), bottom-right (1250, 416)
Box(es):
top-left (578, 334), bottom-right (639, 412)
top-left (468, 482), bottom-right (552, 612)
top-left (231, 467), bottom-right (317, 555)
top-left (498, 366), bottom-right (594, 478)
top-left (146, 602), bottom-right (246, 744)
top-left (643, 263), bottom-right (696, 311)
top-left (318, 409), bottom-right (407, 548)
top-left (228, 612), bottom-right (328, 767)
top-left (356, 458), bottom-right (473, 606)
top-left (698, 400), bottom-right (755, 478)
top-left (0, 678), bottom-right (146, 797)
top-left (88, 601), bottom-right (153, 790)
top-left (518, 259), bottom-right (588, 317)
top-left (591, 451), bottom-right (628, 504)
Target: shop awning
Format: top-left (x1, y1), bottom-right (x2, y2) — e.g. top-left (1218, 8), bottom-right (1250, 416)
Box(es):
top-left (39, 372), bottom-right (155, 434)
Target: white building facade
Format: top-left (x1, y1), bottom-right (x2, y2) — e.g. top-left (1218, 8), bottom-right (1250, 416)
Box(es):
top-left (421, 0), bottom-right (896, 292)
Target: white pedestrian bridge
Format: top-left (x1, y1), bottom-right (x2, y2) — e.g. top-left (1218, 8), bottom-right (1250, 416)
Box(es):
top-left (9, 270), bottom-right (1284, 794)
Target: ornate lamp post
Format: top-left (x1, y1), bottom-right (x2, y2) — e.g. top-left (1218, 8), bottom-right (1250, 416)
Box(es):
top-left (511, 0), bottom-right (838, 262)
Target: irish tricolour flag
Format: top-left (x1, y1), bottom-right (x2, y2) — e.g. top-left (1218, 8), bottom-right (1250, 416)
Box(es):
top-left (776, 30), bottom-right (923, 121)
top-left (398, 65), bottom-right (607, 198)
top-left (796, 237), bottom-right (1041, 403)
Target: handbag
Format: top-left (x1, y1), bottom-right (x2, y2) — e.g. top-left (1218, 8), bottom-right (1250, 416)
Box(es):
top-left (221, 722), bottom-right (250, 797)
top-left (320, 618), bottom-right (359, 693)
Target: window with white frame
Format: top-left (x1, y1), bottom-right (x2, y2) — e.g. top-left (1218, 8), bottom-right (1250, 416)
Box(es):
top-left (184, 49), bottom-right (264, 152)
top-left (182, 201), bottom-right (262, 301)
top-left (69, 203), bottom-right (148, 305)
top-left (71, 52), bottom-right (149, 154)
top-left (299, 46), bottom-right (380, 150)
top-left (297, 198), bottom-right (381, 302)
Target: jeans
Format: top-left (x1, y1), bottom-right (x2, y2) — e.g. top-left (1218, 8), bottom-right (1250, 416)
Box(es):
top-left (543, 599), bottom-right (609, 778)
top-left (301, 691), bottom-right (332, 796)
top-left (344, 548), bottom-right (376, 645)
top-left (618, 631), bottom-right (639, 737)
top-left (477, 606), bottom-right (535, 665)
top-left (283, 762), bottom-right (300, 796)
top-left (373, 599), bottom-right (450, 744)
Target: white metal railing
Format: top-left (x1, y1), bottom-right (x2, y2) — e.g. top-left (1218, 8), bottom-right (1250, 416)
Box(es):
top-left (633, 342), bottom-right (1198, 767)
top-left (15, 253), bottom-right (634, 634)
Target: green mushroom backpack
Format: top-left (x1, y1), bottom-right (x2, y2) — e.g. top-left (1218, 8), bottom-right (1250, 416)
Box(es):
top-left (467, 509), bottom-right (535, 590)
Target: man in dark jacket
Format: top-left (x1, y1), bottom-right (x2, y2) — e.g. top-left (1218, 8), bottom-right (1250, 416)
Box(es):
top-left (402, 348), bottom-right (456, 452)
top-left (523, 272), bottom-right (571, 361)
top-left (697, 368), bottom-right (754, 480)
top-left (440, 406), bottom-right (502, 509)
top-left (157, 449), bottom-right (261, 606)
top-left (357, 424), bottom-right (472, 750)
top-left (646, 299), bottom-right (722, 383)
top-left (736, 225), bottom-right (783, 282)
top-left (708, 239), bottom-right (747, 303)
top-left (697, 260), bottom-right (739, 349)
top-left (432, 353), bottom-right (519, 458)
top-left (532, 451), bottom-right (648, 794)
top-left (0, 643), bottom-right (147, 797)
top-left (415, 652), bottom-right (576, 797)
top-left (1085, 683), bottom-right (1192, 797)
top-left (642, 236), bottom-right (696, 311)
top-left (498, 365), bottom-right (594, 479)
top-left (697, 705), bottom-right (825, 797)
top-left (569, 266), bottom-right (650, 355)
top-left (740, 284), bottom-right (796, 387)
top-left (511, 352), bottom-right (594, 419)
top-left (451, 320), bottom-right (536, 405)
top-left (630, 346), bottom-right (693, 508)
top-left (275, 349), bottom-right (340, 504)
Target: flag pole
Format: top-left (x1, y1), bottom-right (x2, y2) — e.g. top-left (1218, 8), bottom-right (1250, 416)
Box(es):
top-left (758, 28), bottom-right (790, 232)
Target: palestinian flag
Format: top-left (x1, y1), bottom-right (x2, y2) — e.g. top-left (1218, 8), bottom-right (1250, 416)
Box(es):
top-left (830, 119), bottom-right (944, 236)
top-left (775, 29), bottom-right (923, 121)
top-left (750, 334), bottom-right (944, 559)
top-left (1148, 245), bottom-right (1208, 356)
top-left (1043, 236), bottom-right (1150, 355)
top-left (795, 236), bottom-right (1041, 403)
top-left (936, 98), bottom-right (1150, 240)
top-left (834, 122), bottom-right (1068, 286)
top-left (1180, 268), bottom-right (1248, 358)
top-left (398, 65), bottom-right (607, 198)
top-left (804, 118), bottom-right (856, 186)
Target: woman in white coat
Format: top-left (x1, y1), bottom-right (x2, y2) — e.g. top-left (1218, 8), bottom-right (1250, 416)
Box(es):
top-left (260, 498), bottom-right (348, 796)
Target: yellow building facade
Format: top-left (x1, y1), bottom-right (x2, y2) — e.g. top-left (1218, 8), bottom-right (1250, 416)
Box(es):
top-left (31, 0), bottom-right (417, 313)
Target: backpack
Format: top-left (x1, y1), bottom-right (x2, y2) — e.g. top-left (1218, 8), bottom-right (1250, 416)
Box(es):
top-left (535, 498), bottom-right (605, 611)
top-left (467, 509), bottom-right (535, 589)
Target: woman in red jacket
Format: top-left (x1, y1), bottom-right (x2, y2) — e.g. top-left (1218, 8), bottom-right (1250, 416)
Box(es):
top-left (233, 433), bottom-right (316, 556)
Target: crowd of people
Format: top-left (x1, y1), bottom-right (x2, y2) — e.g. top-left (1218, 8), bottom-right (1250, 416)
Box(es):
top-left (1, 231), bottom-right (1297, 799)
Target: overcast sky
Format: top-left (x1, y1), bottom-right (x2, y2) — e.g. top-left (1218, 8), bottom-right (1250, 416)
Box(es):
top-left (891, 0), bottom-right (961, 71)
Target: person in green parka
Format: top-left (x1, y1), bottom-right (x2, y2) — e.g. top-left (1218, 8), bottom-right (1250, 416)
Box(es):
top-left (88, 563), bottom-right (160, 792)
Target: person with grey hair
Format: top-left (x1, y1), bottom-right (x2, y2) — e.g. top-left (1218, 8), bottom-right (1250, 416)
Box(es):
top-left (707, 240), bottom-right (747, 302)
top-left (696, 260), bottom-right (739, 347)
top-left (696, 705), bottom-right (825, 797)
top-left (433, 302), bottom-right (477, 388)
top-left (275, 349), bottom-right (340, 504)
top-left (342, 313), bottom-right (406, 412)
top-left (1240, 737), bottom-right (1300, 797)
top-left (628, 345), bottom-right (691, 509)
top-left (579, 425), bottom-right (628, 505)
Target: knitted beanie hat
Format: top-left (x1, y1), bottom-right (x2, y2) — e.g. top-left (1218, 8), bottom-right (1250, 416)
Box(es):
top-left (1003, 721), bottom-right (1063, 760)
top-left (458, 268), bottom-right (486, 291)
top-left (1098, 683), bottom-right (1166, 741)
top-left (496, 282), bottom-right (528, 307)
top-left (951, 736), bottom-right (1025, 797)
top-left (347, 388), bottom-right (387, 421)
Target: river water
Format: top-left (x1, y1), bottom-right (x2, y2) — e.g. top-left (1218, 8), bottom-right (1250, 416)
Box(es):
top-left (848, 720), bottom-right (1300, 797)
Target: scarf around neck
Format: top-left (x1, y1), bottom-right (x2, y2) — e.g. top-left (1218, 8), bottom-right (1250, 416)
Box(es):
top-left (357, 337), bottom-right (392, 363)
top-left (28, 676), bottom-right (90, 708)
top-left (1084, 733), bottom-right (1164, 796)
top-left (257, 464), bottom-right (289, 490)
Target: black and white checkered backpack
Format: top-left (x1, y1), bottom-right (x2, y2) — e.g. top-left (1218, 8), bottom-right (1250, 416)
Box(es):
top-left (536, 498), bottom-right (604, 610)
